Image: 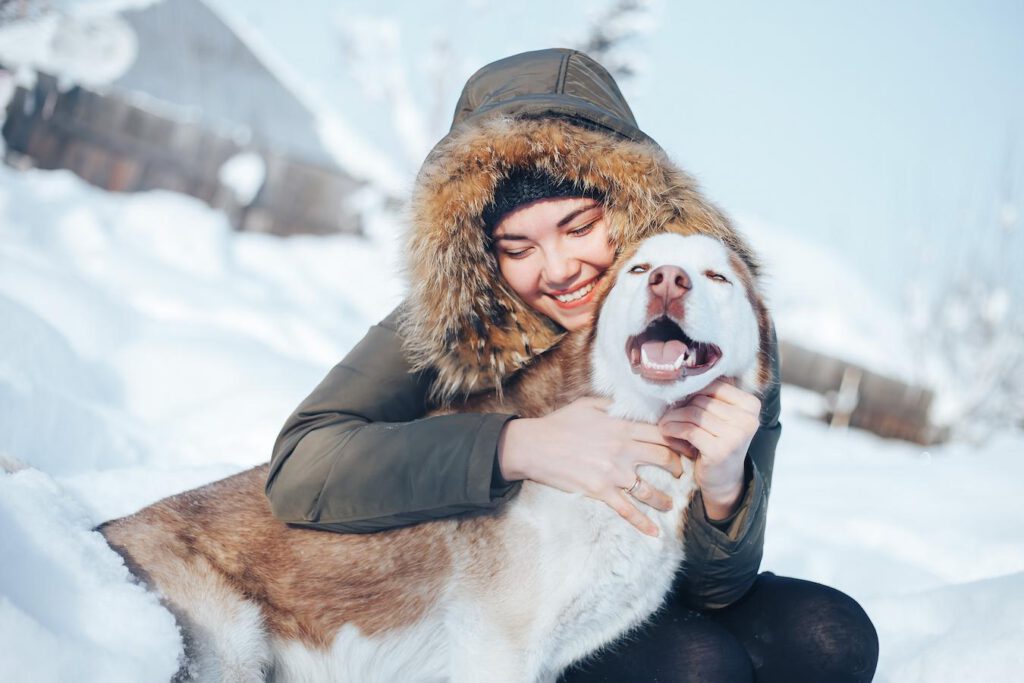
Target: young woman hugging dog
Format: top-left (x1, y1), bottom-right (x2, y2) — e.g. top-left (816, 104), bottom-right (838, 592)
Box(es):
top-left (267, 48), bottom-right (879, 683)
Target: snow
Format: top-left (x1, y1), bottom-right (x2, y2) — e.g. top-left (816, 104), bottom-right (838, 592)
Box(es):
top-left (0, 464), bottom-right (181, 682)
top-left (0, 8), bottom-right (141, 88)
top-left (218, 151), bottom-right (266, 205)
top-left (0, 161), bottom-right (1021, 680)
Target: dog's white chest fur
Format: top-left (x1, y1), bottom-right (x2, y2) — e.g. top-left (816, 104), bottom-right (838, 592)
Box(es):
top-left (503, 467), bottom-right (696, 675)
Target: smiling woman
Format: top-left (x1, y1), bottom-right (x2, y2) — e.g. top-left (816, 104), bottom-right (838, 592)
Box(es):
top-left (491, 196), bottom-right (615, 332)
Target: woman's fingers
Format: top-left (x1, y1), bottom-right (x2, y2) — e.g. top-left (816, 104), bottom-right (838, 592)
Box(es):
top-left (627, 440), bottom-right (682, 477)
top-left (662, 407), bottom-right (752, 445)
top-left (660, 406), bottom-right (726, 438)
top-left (628, 420), bottom-right (674, 447)
top-left (627, 477), bottom-right (673, 513)
top-left (604, 490), bottom-right (659, 537)
top-left (666, 422), bottom-right (716, 455)
top-left (692, 379), bottom-right (762, 415)
top-left (666, 436), bottom-right (699, 460)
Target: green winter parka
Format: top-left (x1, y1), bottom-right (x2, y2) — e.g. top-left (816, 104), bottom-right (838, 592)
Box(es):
top-left (265, 48), bottom-right (783, 610)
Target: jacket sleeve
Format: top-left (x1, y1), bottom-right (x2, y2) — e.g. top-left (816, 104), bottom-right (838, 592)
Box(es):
top-left (671, 323), bottom-right (783, 610)
top-left (265, 304), bottom-right (521, 533)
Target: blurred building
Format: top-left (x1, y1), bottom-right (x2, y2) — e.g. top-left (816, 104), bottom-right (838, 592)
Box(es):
top-left (1, 0), bottom-right (364, 236)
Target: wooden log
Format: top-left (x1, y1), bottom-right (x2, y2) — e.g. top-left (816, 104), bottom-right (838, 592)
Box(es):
top-left (780, 339), bottom-right (945, 445)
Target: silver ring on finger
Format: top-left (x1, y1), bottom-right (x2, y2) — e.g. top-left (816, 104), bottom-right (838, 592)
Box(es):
top-left (624, 474), bottom-right (642, 496)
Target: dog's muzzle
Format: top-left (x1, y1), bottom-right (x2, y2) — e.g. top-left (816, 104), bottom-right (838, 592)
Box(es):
top-left (626, 266), bottom-right (722, 382)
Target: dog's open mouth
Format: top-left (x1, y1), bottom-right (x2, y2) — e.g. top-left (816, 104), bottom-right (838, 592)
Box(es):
top-left (626, 316), bottom-right (722, 381)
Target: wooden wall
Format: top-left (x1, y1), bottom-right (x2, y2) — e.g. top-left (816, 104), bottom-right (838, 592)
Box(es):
top-left (779, 340), bottom-right (948, 445)
top-left (2, 73), bottom-right (363, 236)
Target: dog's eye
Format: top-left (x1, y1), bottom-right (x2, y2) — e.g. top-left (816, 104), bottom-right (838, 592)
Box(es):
top-left (705, 270), bottom-right (730, 284)
top-left (629, 264), bottom-right (650, 274)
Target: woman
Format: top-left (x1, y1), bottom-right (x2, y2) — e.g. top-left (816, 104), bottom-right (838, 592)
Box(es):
top-left (266, 48), bottom-right (878, 682)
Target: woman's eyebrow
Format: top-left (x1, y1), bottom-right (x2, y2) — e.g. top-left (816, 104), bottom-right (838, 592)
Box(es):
top-left (557, 204), bottom-right (601, 227)
top-left (493, 233), bottom-right (528, 241)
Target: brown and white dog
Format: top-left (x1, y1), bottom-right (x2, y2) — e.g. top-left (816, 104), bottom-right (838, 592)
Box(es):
top-left (99, 231), bottom-right (772, 682)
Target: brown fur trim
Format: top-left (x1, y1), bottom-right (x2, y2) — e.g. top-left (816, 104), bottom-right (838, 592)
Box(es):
top-left (401, 116), bottom-right (760, 403)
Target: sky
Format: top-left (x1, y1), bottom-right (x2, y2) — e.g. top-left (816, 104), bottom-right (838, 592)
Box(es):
top-left (215, 0), bottom-right (1024, 306)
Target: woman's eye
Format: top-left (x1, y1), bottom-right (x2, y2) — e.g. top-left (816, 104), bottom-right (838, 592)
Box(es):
top-left (629, 264), bottom-right (650, 274)
top-left (569, 221), bottom-right (596, 237)
top-left (504, 248), bottom-right (531, 260)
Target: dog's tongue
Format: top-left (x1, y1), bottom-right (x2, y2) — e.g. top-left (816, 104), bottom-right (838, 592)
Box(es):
top-left (642, 340), bottom-right (688, 366)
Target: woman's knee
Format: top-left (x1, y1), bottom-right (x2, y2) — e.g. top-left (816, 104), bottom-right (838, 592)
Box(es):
top-left (797, 583), bottom-right (878, 681)
top-left (559, 608), bottom-right (754, 682)
top-left (721, 574), bottom-right (879, 683)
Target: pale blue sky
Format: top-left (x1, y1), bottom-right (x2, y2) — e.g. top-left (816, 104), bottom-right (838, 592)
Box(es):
top-left (220, 0), bottom-right (1024, 304)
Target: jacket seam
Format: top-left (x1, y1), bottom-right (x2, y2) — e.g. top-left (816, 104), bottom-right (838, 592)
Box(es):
top-left (556, 53), bottom-right (570, 95)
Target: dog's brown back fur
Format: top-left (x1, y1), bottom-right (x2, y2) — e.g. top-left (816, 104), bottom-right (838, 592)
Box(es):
top-left (102, 467), bottom-right (458, 646)
top-left (99, 334), bottom-right (588, 651)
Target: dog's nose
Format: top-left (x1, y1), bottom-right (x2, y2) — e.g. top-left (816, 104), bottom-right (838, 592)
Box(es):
top-left (648, 265), bottom-right (691, 301)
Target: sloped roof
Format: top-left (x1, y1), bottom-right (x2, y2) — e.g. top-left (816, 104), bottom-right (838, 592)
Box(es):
top-left (114, 0), bottom-right (337, 169)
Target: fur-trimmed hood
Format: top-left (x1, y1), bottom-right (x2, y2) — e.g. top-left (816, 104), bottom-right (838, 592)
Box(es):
top-left (401, 50), bottom-right (759, 402)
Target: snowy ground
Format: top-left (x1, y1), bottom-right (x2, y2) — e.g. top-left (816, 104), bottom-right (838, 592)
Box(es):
top-left (1, 163), bottom-right (1022, 681)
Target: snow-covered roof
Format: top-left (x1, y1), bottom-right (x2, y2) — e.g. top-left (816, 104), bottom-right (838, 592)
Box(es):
top-left (113, 0), bottom-right (338, 169)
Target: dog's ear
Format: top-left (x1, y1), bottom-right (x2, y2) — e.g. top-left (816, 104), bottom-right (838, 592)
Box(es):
top-left (727, 251), bottom-right (773, 397)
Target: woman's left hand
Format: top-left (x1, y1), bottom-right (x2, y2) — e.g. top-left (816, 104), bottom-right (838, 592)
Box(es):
top-left (658, 378), bottom-right (762, 521)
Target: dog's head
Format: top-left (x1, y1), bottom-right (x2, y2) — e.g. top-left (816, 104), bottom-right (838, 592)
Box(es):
top-left (590, 233), bottom-right (772, 420)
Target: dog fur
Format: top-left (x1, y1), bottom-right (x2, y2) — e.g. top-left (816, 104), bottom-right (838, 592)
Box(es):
top-left (99, 231), bottom-right (771, 682)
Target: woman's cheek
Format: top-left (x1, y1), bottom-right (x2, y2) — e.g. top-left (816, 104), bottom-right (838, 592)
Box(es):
top-left (498, 258), bottom-right (539, 302)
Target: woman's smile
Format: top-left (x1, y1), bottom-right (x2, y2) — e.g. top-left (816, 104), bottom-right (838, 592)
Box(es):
top-left (548, 274), bottom-right (602, 308)
top-left (492, 196), bottom-right (616, 331)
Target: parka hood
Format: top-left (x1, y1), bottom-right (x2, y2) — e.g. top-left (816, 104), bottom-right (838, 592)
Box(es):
top-left (401, 49), bottom-right (759, 402)
top-left (450, 48), bottom-right (653, 145)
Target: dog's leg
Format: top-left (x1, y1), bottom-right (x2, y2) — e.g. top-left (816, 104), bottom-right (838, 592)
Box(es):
top-left (446, 608), bottom-right (536, 683)
top-left (158, 557), bottom-right (272, 682)
top-left (449, 640), bottom-right (530, 683)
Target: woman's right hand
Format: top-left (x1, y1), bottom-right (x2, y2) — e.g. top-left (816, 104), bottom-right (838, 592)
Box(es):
top-left (497, 396), bottom-right (683, 537)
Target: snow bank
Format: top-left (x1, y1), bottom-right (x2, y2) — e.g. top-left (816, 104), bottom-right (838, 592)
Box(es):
top-left (0, 465), bottom-right (181, 682)
top-left (0, 165), bottom-right (402, 484)
top-left (0, 161), bottom-right (404, 680)
top-left (865, 572), bottom-right (1024, 682)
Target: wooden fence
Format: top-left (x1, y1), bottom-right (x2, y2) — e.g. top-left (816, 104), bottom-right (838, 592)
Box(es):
top-left (2, 72), bottom-right (363, 236)
top-left (779, 339), bottom-right (948, 445)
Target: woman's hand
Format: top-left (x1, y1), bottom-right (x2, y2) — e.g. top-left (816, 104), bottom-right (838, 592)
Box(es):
top-left (498, 396), bottom-right (683, 537)
top-left (658, 378), bottom-right (762, 521)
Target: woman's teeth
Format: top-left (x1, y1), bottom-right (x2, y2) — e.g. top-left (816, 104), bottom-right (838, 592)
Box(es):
top-left (553, 280), bottom-right (595, 303)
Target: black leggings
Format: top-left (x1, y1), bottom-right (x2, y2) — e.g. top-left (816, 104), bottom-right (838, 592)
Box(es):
top-left (558, 573), bottom-right (879, 683)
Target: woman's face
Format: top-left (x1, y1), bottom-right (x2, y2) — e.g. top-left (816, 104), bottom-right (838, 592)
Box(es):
top-left (492, 197), bottom-right (615, 332)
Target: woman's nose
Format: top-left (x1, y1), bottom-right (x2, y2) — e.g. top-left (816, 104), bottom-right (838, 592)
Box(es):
top-left (542, 251), bottom-right (582, 287)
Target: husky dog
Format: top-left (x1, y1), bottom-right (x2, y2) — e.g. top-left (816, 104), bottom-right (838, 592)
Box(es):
top-left (99, 231), bottom-right (772, 682)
